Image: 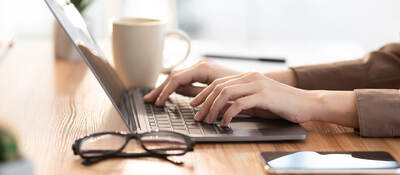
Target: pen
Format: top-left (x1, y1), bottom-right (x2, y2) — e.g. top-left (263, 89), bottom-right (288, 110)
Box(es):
top-left (0, 39), bottom-right (13, 60)
top-left (203, 54), bottom-right (286, 63)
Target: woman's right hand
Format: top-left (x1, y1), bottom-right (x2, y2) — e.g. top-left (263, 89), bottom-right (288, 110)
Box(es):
top-left (144, 59), bottom-right (241, 106)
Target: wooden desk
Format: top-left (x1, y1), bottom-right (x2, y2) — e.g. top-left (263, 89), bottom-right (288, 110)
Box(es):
top-left (0, 39), bottom-right (398, 175)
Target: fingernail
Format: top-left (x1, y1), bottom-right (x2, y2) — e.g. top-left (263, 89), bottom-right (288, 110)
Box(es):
top-left (221, 120), bottom-right (227, 126)
top-left (190, 100), bottom-right (199, 107)
top-left (194, 114), bottom-right (200, 121)
top-left (155, 97), bottom-right (161, 105)
top-left (205, 116), bottom-right (212, 124)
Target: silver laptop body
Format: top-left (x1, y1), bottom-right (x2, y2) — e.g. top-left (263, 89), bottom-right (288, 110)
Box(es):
top-left (45, 0), bottom-right (307, 142)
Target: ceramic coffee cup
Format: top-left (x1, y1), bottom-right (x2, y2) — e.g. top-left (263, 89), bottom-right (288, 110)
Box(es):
top-left (112, 17), bottom-right (191, 88)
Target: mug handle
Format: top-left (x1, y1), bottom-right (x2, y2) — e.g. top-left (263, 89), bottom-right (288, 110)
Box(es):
top-left (161, 30), bottom-right (191, 74)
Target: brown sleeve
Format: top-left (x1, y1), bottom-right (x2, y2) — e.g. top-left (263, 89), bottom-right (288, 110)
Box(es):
top-left (355, 89), bottom-right (400, 137)
top-left (291, 43), bottom-right (400, 137)
top-left (290, 43), bottom-right (400, 90)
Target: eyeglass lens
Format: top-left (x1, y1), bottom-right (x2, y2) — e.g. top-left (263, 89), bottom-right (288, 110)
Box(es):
top-left (141, 132), bottom-right (188, 155)
top-left (79, 133), bottom-right (127, 157)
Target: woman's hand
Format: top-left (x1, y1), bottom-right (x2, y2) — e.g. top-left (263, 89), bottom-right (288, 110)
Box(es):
top-left (144, 59), bottom-right (240, 106)
top-left (189, 72), bottom-right (316, 126)
top-left (145, 61), bottom-right (359, 128)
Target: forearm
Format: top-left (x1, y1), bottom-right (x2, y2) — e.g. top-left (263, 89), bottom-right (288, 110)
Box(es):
top-left (307, 90), bottom-right (359, 128)
top-left (264, 69), bottom-right (358, 128)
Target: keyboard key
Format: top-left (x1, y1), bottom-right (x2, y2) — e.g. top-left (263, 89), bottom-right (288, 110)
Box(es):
top-left (183, 116), bottom-right (193, 119)
top-left (159, 125), bottom-right (172, 128)
top-left (181, 109), bottom-right (192, 113)
top-left (170, 117), bottom-right (181, 121)
top-left (188, 129), bottom-right (202, 135)
top-left (180, 107), bottom-right (192, 110)
top-left (168, 111), bottom-right (180, 116)
top-left (154, 110), bottom-right (164, 114)
top-left (159, 128), bottom-right (173, 131)
top-left (155, 117), bottom-right (168, 120)
top-left (155, 114), bottom-right (169, 117)
top-left (156, 119), bottom-right (169, 122)
top-left (217, 126), bottom-right (233, 134)
top-left (202, 124), bottom-right (217, 134)
top-left (171, 117), bottom-right (183, 121)
top-left (185, 121), bottom-right (196, 125)
top-left (174, 130), bottom-right (188, 134)
top-left (173, 126), bottom-right (186, 130)
top-left (187, 125), bottom-right (199, 129)
top-left (169, 116), bottom-right (181, 120)
top-left (171, 122), bottom-right (184, 125)
top-left (172, 124), bottom-right (185, 127)
top-left (156, 119), bottom-right (168, 123)
top-left (157, 121), bottom-right (170, 125)
top-left (154, 108), bottom-right (165, 114)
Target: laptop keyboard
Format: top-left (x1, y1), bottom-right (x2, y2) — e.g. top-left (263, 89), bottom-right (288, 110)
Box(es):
top-left (142, 91), bottom-right (219, 135)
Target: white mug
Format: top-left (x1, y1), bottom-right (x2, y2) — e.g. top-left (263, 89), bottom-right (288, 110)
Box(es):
top-left (112, 17), bottom-right (191, 88)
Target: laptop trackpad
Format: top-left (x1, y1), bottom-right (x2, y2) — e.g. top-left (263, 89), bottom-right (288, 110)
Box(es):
top-left (219, 117), bottom-right (300, 136)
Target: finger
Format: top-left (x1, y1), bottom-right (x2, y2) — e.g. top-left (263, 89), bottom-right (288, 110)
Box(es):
top-left (175, 85), bottom-right (204, 97)
top-left (155, 72), bottom-right (189, 106)
top-left (221, 94), bottom-right (260, 126)
top-left (190, 72), bottom-right (262, 106)
top-left (145, 60), bottom-right (212, 103)
top-left (144, 76), bottom-right (171, 102)
top-left (190, 74), bottom-right (243, 106)
top-left (219, 102), bottom-right (233, 115)
top-left (204, 82), bottom-right (259, 124)
top-left (194, 74), bottom-right (257, 122)
top-left (155, 64), bottom-right (210, 106)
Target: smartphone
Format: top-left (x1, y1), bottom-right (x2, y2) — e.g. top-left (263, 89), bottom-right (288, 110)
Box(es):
top-left (259, 151), bottom-right (400, 174)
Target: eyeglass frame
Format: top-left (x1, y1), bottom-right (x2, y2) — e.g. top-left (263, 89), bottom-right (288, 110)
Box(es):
top-left (72, 130), bottom-right (196, 165)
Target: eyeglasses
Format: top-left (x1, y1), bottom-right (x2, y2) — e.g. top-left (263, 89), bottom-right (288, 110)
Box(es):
top-left (72, 131), bottom-right (195, 166)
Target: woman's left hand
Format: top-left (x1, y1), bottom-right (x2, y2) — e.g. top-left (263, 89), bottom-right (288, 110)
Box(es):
top-left (190, 72), bottom-right (316, 126)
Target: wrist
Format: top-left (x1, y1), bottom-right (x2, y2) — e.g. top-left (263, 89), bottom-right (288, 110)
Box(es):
top-left (307, 90), bottom-right (358, 127)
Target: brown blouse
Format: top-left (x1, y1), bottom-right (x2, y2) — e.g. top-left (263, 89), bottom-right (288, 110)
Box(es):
top-left (291, 43), bottom-right (400, 137)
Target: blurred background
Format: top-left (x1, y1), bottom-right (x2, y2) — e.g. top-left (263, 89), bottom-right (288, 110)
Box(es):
top-left (1, 0), bottom-right (400, 51)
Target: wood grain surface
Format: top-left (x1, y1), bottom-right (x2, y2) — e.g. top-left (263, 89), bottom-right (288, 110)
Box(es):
top-left (0, 40), bottom-right (398, 175)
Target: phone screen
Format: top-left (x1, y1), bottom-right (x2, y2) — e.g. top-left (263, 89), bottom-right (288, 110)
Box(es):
top-left (260, 151), bottom-right (400, 174)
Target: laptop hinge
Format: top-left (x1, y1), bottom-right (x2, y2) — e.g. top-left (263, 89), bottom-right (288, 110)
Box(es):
top-left (118, 92), bottom-right (140, 132)
top-left (125, 91), bottom-right (141, 131)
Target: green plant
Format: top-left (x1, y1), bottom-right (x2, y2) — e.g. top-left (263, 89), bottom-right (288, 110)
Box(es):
top-left (70, 0), bottom-right (92, 13)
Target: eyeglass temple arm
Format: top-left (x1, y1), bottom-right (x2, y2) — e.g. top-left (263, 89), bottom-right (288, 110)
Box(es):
top-left (82, 152), bottom-right (183, 166)
top-left (81, 147), bottom-right (188, 156)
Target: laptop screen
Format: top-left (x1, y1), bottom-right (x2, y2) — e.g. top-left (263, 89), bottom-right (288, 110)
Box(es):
top-left (45, 0), bottom-right (126, 105)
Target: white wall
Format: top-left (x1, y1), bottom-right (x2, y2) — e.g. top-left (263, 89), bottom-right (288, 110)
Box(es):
top-left (0, 0), bottom-right (15, 39)
top-left (1, 0), bottom-right (399, 50)
top-left (177, 0), bottom-right (400, 50)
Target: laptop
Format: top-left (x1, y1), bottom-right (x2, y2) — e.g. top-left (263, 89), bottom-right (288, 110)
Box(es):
top-left (45, 0), bottom-right (307, 142)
